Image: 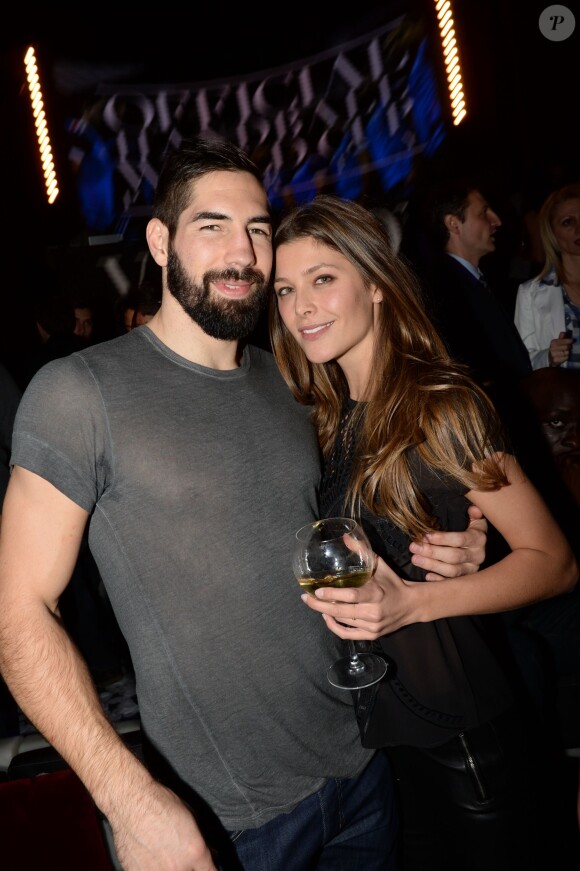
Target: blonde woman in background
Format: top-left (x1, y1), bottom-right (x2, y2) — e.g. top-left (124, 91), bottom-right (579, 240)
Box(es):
top-left (515, 182), bottom-right (580, 370)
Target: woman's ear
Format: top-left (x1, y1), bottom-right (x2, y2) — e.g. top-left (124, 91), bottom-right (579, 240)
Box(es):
top-left (372, 286), bottom-right (383, 303)
top-left (146, 218), bottom-right (169, 267)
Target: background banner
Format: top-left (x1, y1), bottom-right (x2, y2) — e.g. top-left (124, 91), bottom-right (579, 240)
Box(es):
top-left (63, 14), bottom-right (446, 237)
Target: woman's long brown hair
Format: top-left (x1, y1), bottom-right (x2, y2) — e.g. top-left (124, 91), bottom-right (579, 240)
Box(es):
top-left (270, 195), bottom-right (508, 539)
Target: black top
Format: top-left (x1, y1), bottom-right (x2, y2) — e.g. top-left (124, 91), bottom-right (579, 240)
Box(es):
top-left (320, 400), bottom-right (514, 748)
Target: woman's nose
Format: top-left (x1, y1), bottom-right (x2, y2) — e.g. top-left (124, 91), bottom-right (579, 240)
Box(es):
top-left (295, 291), bottom-right (314, 316)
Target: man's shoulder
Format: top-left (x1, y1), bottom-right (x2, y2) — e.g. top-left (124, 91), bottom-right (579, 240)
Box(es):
top-left (79, 331), bottom-right (143, 363)
top-left (426, 255), bottom-right (477, 311)
top-left (21, 332), bottom-right (141, 404)
top-left (434, 254), bottom-right (476, 282)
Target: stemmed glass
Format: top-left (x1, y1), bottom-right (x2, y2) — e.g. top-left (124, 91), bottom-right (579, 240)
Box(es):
top-left (292, 517), bottom-right (388, 690)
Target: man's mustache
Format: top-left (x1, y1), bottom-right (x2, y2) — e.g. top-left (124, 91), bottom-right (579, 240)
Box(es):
top-left (204, 268), bottom-right (266, 285)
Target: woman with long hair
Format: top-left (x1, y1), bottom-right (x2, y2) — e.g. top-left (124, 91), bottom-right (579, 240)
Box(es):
top-left (270, 195), bottom-right (578, 871)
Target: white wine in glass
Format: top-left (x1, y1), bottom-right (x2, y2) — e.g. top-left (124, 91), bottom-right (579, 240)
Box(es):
top-left (293, 517), bottom-right (388, 690)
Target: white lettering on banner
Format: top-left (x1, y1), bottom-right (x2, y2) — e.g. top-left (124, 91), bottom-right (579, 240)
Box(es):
top-left (65, 15), bottom-right (446, 233)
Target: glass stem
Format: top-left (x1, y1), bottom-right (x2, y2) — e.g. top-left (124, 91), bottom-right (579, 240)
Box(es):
top-left (346, 640), bottom-right (365, 675)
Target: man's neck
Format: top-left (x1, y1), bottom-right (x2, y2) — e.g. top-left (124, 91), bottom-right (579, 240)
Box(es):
top-left (146, 297), bottom-right (243, 370)
top-left (445, 244), bottom-right (479, 269)
top-left (446, 252), bottom-right (482, 282)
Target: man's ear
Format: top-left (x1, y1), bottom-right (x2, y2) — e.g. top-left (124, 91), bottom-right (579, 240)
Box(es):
top-left (444, 213), bottom-right (460, 236)
top-left (146, 218), bottom-right (169, 267)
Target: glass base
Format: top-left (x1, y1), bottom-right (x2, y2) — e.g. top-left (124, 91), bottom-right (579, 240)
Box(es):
top-left (327, 653), bottom-right (388, 690)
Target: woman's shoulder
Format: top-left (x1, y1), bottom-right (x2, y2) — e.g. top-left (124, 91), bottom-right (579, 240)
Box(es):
top-left (517, 269), bottom-right (561, 296)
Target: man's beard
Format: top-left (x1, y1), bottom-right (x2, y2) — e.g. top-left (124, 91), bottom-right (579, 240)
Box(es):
top-left (166, 243), bottom-right (269, 341)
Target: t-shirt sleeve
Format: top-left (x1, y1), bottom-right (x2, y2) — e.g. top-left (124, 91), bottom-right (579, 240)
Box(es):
top-left (10, 356), bottom-right (109, 513)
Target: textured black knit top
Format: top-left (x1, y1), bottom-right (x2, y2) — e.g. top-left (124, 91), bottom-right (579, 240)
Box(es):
top-left (320, 399), bottom-right (514, 748)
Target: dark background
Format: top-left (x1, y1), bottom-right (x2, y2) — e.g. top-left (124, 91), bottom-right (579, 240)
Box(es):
top-left (0, 0), bottom-right (576, 355)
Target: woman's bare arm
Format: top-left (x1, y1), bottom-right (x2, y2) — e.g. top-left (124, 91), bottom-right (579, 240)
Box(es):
top-left (303, 454), bottom-right (578, 638)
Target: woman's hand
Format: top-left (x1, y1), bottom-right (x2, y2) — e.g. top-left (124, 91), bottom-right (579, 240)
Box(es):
top-left (301, 556), bottom-right (424, 640)
top-left (549, 332), bottom-right (573, 367)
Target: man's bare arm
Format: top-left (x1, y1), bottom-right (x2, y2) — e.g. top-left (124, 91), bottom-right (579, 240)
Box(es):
top-left (0, 467), bottom-right (216, 870)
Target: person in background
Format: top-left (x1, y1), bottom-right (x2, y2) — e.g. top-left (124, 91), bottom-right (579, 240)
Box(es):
top-left (270, 195), bottom-right (578, 871)
top-left (18, 293), bottom-right (84, 387)
top-left (0, 138), bottom-right (486, 871)
top-left (419, 177), bottom-right (532, 389)
top-left (521, 366), bottom-right (580, 502)
top-left (515, 182), bottom-right (580, 370)
top-left (116, 281), bottom-right (161, 334)
top-left (70, 294), bottom-right (95, 346)
top-left (116, 287), bottom-right (141, 334)
top-left (410, 178), bottom-right (548, 567)
top-left (130, 280), bottom-right (162, 329)
top-left (67, 284), bottom-right (118, 347)
top-left (520, 365), bottom-right (580, 833)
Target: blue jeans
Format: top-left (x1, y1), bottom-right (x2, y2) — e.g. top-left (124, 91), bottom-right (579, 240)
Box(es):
top-left (220, 751), bottom-right (399, 870)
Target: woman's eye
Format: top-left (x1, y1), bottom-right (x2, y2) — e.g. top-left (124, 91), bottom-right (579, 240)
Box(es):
top-left (315, 274), bottom-right (333, 285)
top-left (276, 286), bottom-right (292, 297)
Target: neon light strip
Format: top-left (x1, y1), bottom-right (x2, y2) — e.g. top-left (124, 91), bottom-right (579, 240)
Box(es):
top-left (24, 47), bottom-right (59, 204)
top-left (434, 0), bottom-right (467, 126)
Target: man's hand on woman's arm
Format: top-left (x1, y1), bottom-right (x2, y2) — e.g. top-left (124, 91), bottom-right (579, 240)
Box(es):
top-left (408, 505), bottom-right (487, 580)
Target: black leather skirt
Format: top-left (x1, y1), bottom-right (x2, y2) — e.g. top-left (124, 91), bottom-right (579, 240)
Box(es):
top-left (386, 705), bottom-right (571, 871)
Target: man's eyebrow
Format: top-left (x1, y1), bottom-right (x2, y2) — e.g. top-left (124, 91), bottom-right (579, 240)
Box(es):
top-left (192, 211), bottom-right (271, 225)
top-left (247, 213), bottom-right (272, 226)
top-left (192, 211), bottom-right (229, 222)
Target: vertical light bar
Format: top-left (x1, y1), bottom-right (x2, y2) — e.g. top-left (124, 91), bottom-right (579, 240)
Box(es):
top-left (24, 46), bottom-right (59, 204)
top-left (434, 0), bottom-right (467, 126)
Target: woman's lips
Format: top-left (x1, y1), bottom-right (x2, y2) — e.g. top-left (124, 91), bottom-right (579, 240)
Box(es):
top-left (299, 321), bottom-right (334, 340)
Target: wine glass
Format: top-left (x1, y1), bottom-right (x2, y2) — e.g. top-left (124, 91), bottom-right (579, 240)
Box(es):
top-left (292, 517), bottom-right (388, 690)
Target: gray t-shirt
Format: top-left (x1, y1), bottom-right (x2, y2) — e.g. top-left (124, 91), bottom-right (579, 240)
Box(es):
top-left (11, 327), bottom-right (372, 829)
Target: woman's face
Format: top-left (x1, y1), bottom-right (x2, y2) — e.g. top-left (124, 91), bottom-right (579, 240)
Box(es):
top-left (274, 236), bottom-right (381, 385)
top-left (550, 197), bottom-right (580, 258)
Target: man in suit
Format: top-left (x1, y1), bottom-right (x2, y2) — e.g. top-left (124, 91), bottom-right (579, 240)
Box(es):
top-left (421, 178), bottom-right (532, 389)
top-left (415, 178), bottom-right (539, 506)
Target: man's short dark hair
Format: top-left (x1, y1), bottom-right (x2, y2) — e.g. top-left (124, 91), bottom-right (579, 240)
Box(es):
top-left (423, 177), bottom-right (479, 249)
top-left (152, 136), bottom-right (267, 238)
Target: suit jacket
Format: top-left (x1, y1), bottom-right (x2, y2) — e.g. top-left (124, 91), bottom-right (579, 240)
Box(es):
top-left (514, 269), bottom-right (567, 370)
top-left (427, 255), bottom-right (532, 386)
